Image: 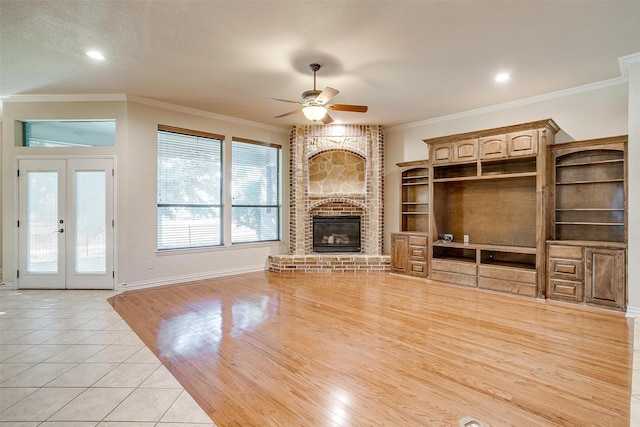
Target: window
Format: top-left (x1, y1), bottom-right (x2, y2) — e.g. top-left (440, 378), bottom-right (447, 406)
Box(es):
top-left (157, 126), bottom-right (223, 250)
top-left (20, 120), bottom-right (116, 147)
top-left (231, 138), bottom-right (281, 243)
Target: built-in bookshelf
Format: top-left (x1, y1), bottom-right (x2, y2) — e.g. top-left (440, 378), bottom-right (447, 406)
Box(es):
top-left (547, 136), bottom-right (627, 310)
top-left (398, 160), bottom-right (429, 233)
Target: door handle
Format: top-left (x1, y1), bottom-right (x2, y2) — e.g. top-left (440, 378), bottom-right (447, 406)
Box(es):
top-left (53, 228), bottom-right (64, 233)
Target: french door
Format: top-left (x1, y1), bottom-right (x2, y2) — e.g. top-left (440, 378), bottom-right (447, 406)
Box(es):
top-left (18, 158), bottom-right (115, 289)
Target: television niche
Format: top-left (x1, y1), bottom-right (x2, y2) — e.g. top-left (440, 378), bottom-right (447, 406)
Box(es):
top-left (312, 215), bottom-right (361, 253)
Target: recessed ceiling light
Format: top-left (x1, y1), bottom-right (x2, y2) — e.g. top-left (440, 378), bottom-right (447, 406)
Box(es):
top-left (86, 50), bottom-right (106, 61)
top-left (495, 72), bottom-right (510, 83)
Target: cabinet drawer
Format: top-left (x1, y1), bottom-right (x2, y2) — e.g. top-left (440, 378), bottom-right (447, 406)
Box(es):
top-left (409, 235), bottom-right (428, 246)
top-left (478, 265), bottom-right (537, 284)
top-left (431, 259), bottom-right (477, 276)
top-left (408, 261), bottom-right (428, 276)
top-left (409, 246), bottom-right (427, 259)
top-left (431, 270), bottom-right (477, 287)
top-left (478, 277), bottom-right (537, 297)
top-left (549, 258), bottom-right (584, 281)
top-left (548, 278), bottom-right (584, 302)
top-left (548, 245), bottom-right (583, 260)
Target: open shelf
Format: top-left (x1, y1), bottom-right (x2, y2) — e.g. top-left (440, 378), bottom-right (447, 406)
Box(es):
top-left (556, 179), bottom-right (624, 185)
top-left (432, 245), bottom-right (476, 263)
top-left (432, 177), bottom-right (536, 248)
top-left (403, 175), bottom-right (429, 182)
top-left (400, 163), bottom-right (430, 233)
top-left (480, 250), bottom-right (536, 270)
top-left (433, 163), bottom-right (476, 180)
top-left (555, 158), bottom-right (623, 168)
top-left (433, 241), bottom-right (536, 253)
top-left (555, 182), bottom-right (624, 210)
top-left (481, 157), bottom-right (536, 176)
top-left (402, 202), bottom-right (429, 213)
top-left (556, 208), bottom-right (624, 224)
top-left (555, 149), bottom-right (623, 167)
top-left (556, 223), bottom-right (625, 242)
top-left (553, 145), bottom-right (626, 245)
top-left (432, 156), bottom-right (538, 182)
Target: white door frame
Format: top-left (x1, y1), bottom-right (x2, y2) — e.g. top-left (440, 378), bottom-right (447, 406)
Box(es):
top-left (15, 155), bottom-right (117, 290)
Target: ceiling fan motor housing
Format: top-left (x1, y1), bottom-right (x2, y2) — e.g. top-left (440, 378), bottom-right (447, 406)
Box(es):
top-left (302, 90), bottom-right (323, 105)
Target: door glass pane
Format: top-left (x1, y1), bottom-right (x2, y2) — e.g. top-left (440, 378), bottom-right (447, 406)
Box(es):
top-left (75, 171), bottom-right (106, 273)
top-left (27, 172), bottom-right (58, 273)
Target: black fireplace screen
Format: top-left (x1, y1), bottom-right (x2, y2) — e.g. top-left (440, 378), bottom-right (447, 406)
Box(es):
top-left (312, 215), bottom-right (361, 253)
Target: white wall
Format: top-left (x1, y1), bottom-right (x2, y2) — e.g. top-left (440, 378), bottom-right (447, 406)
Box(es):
top-left (627, 61), bottom-right (640, 314)
top-left (121, 100), bottom-right (289, 287)
top-left (383, 80), bottom-right (636, 311)
top-left (1, 97), bottom-right (290, 290)
top-left (0, 120), bottom-right (3, 277)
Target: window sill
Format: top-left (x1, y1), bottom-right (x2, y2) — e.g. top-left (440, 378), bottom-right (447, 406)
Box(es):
top-left (156, 240), bottom-right (285, 256)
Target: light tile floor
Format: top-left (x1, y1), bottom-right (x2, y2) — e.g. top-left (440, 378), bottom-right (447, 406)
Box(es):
top-left (0, 289), bottom-right (216, 427)
top-left (1, 288), bottom-right (639, 426)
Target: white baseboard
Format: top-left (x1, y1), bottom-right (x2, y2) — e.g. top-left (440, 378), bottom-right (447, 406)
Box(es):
top-left (0, 281), bottom-right (16, 290)
top-left (116, 264), bottom-right (267, 292)
top-left (626, 305), bottom-right (640, 318)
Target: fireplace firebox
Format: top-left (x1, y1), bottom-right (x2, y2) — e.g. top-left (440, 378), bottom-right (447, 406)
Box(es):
top-left (313, 215), bottom-right (361, 253)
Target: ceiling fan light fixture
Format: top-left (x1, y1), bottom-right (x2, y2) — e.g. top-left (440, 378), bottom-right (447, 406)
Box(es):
top-left (302, 105), bottom-right (327, 121)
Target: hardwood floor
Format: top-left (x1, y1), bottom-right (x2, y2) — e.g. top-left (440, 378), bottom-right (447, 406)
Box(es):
top-left (108, 271), bottom-right (633, 426)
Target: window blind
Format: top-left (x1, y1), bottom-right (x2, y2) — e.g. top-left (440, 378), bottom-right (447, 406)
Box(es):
top-left (231, 138), bottom-right (281, 243)
top-left (157, 128), bottom-right (223, 250)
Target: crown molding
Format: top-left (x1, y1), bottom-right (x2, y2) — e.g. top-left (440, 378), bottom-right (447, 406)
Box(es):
top-left (619, 52), bottom-right (640, 78)
top-left (389, 76), bottom-right (627, 131)
top-left (2, 93), bottom-right (128, 103)
top-left (126, 95), bottom-right (289, 134)
top-left (0, 93), bottom-right (290, 133)
top-left (389, 52), bottom-right (640, 132)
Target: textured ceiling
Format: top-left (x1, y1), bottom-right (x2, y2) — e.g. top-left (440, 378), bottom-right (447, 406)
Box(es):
top-left (2, 0), bottom-right (640, 128)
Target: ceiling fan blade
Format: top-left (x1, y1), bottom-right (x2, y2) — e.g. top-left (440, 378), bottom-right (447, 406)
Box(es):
top-left (267, 97), bottom-right (302, 105)
top-left (315, 87), bottom-right (339, 105)
top-left (328, 103), bottom-right (368, 113)
top-left (274, 109), bottom-right (301, 118)
top-left (321, 113), bottom-right (334, 124)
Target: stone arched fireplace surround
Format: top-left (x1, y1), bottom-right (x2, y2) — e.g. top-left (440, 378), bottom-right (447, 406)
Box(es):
top-left (268, 124), bottom-right (390, 272)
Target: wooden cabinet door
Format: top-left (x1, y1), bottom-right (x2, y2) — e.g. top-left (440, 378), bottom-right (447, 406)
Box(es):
top-left (507, 130), bottom-right (538, 157)
top-left (479, 135), bottom-right (507, 159)
top-left (453, 139), bottom-right (477, 162)
top-left (390, 234), bottom-right (409, 274)
top-left (585, 248), bottom-right (626, 309)
top-left (431, 142), bottom-right (452, 164)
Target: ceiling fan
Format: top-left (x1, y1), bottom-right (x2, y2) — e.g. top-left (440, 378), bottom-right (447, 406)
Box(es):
top-left (267, 63), bottom-right (368, 124)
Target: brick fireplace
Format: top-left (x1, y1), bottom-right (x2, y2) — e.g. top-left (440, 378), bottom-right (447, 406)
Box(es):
top-left (268, 124), bottom-right (390, 272)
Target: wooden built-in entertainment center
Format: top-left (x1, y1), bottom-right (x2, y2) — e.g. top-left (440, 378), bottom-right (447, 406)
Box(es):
top-left (391, 119), bottom-right (628, 311)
